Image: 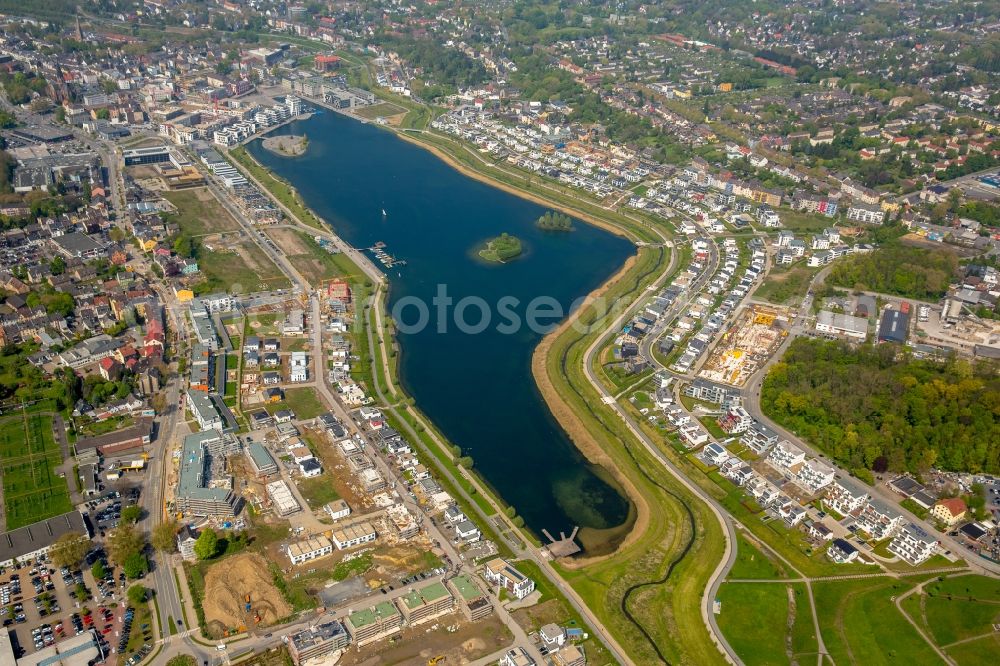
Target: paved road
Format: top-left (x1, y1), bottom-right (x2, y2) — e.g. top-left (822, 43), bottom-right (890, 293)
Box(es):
top-left (363, 283), bottom-right (632, 666)
top-left (738, 267), bottom-right (1000, 578)
top-left (217, 144), bottom-right (386, 287)
top-left (578, 222), bottom-right (740, 665)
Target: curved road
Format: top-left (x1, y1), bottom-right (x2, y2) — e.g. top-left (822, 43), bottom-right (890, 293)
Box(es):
top-left (577, 225), bottom-right (740, 664)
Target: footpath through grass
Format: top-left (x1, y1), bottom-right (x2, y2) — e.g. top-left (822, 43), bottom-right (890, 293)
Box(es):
top-left (545, 245), bottom-right (727, 666)
top-left (719, 581), bottom-right (817, 665)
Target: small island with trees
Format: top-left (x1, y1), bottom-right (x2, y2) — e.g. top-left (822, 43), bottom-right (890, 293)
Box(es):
top-left (477, 233), bottom-right (523, 263)
top-left (535, 210), bottom-right (573, 231)
top-left (261, 134), bottom-right (309, 157)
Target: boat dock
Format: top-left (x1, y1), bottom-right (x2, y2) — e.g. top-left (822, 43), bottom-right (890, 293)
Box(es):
top-left (367, 243), bottom-right (407, 268)
top-left (541, 526), bottom-right (581, 558)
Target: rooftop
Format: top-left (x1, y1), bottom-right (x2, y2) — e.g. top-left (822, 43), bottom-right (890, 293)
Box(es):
top-left (449, 574), bottom-right (484, 602)
top-left (348, 601), bottom-right (400, 629)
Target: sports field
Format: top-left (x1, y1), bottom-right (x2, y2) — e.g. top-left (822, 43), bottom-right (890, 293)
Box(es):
top-left (0, 409), bottom-right (72, 529)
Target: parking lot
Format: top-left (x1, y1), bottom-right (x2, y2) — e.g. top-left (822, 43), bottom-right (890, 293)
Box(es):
top-left (1, 554), bottom-right (120, 660)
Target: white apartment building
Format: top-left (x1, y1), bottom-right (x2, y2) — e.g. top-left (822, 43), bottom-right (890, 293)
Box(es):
top-left (767, 440), bottom-right (806, 472)
top-left (824, 479), bottom-right (871, 516)
top-left (888, 525), bottom-right (938, 566)
top-left (286, 536), bottom-right (334, 565)
top-left (794, 458), bottom-right (836, 494)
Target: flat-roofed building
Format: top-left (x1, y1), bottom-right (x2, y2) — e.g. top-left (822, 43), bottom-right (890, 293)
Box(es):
top-left (286, 536), bottom-right (334, 565)
top-left (331, 522), bottom-right (376, 550)
top-left (266, 480), bottom-right (302, 516)
top-left (360, 468), bottom-right (386, 492)
top-left (500, 647), bottom-right (536, 666)
top-left (344, 601), bottom-right (402, 646)
top-left (483, 558), bottom-right (535, 600)
top-left (889, 524), bottom-right (938, 566)
top-left (176, 432), bottom-right (239, 518)
top-left (0, 511), bottom-right (90, 568)
top-left (324, 499), bottom-right (351, 521)
top-left (815, 310), bottom-right (868, 340)
top-left (398, 581), bottom-right (454, 626)
top-left (448, 574), bottom-right (493, 621)
top-left (287, 620), bottom-right (350, 665)
top-left (188, 389), bottom-right (223, 431)
top-left (14, 628), bottom-right (105, 666)
top-left (551, 645), bottom-right (586, 666)
top-left (245, 441), bottom-right (278, 477)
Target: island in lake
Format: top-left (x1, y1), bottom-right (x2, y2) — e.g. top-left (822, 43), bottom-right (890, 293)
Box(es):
top-left (478, 233), bottom-right (523, 263)
top-left (262, 134), bottom-right (309, 157)
top-left (535, 210), bottom-right (573, 231)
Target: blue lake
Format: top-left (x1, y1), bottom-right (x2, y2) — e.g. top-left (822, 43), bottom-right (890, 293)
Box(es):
top-left (248, 111), bottom-right (635, 550)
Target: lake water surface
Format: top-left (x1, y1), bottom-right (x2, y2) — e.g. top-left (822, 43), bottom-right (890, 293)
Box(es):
top-left (248, 112), bottom-right (636, 550)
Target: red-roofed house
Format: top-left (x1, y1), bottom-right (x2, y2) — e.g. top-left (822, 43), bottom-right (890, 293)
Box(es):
top-left (314, 54), bottom-right (341, 72)
top-left (99, 357), bottom-right (122, 381)
top-left (930, 498), bottom-right (967, 526)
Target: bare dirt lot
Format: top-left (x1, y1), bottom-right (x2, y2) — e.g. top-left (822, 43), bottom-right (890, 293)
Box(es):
top-left (202, 553), bottom-right (292, 634)
top-left (340, 614), bottom-right (511, 666)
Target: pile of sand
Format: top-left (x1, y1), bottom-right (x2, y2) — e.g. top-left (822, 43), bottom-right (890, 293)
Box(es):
top-left (202, 553), bottom-right (292, 634)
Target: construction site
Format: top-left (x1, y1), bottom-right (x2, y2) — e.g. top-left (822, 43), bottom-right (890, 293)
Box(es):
top-left (699, 305), bottom-right (791, 387)
top-left (201, 552), bottom-right (293, 636)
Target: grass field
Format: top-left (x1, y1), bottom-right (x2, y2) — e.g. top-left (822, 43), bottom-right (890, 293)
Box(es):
top-left (754, 263), bottom-right (821, 306)
top-left (353, 102), bottom-right (406, 120)
top-left (0, 411), bottom-right (72, 529)
top-left (728, 532), bottom-right (788, 579)
top-left (162, 189), bottom-right (240, 236)
top-left (778, 209), bottom-right (836, 233)
top-left (813, 576), bottom-right (940, 665)
top-left (717, 583), bottom-right (794, 665)
top-left (296, 474), bottom-right (341, 510)
top-left (197, 242), bottom-right (291, 294)
top-left (264, 387), bottom-right (327, 420)
top-left (907, 575), bottom-right (1000, 647)
top-left (545, 246), bottom-right (728, 666)
top-left (163, 187), bottom-right (290, 294)
top-left (944, 633), bottom-right (1000, 666)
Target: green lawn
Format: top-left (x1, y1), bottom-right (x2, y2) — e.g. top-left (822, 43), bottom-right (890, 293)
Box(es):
top-left (919, 594), bottom-right (1000, 646)
top-left (944, 633), bottom-right (1000, 666)
top-left (353, 102), bottom-right (406, 120)
top-left (699, 416), bottom-right (728, 440)
top-left (925, 574), bottom-right (1000, 602)
top-left (754, 264), bottom-right (821, 306)
top-left (728, 533), bottom-right (788, 579)
top-left (296, 474), bottom-right (341, 510)
top-left (778, 209), bottom-right (835, 233)
top-left (194, 243), bottom-right (291, 295)
top-left (813, 577), bottom-right (940, 665)
top-left (717, 583), bottom-right (791, 665)
top-left (0, 412), bottom-right (72, 529)
top-left (266, 387), bottom-right (327, 420)
top-left (162, 189), bottom-right (240, 236)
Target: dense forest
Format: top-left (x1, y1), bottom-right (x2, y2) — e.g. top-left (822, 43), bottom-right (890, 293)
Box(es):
top-left (762, 338), bottom-right (1000, 474)
top-left (827, 243), bottom-right (958, 301)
